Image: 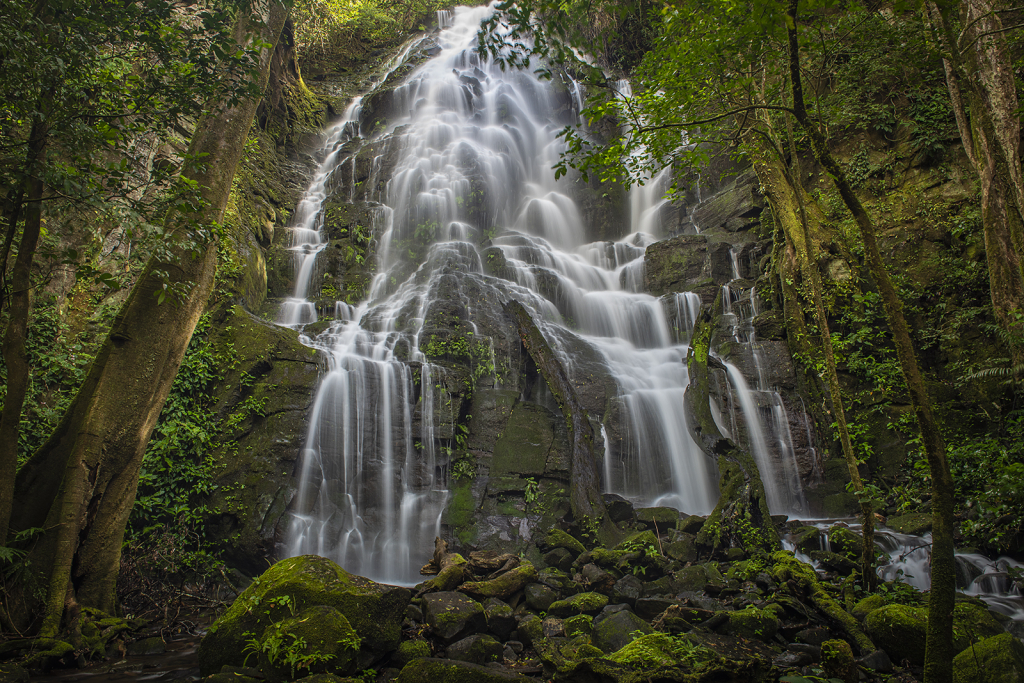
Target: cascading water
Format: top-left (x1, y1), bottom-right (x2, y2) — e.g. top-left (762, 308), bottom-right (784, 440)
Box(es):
top-left (280, 4), bottom-right (824, 583)
top-left (717, 266), bottom-right (808, 515)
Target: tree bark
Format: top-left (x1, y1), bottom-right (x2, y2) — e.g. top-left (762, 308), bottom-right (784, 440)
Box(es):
top-left (503, 299), bottom-right (606, 524)
top-left (787, 2), bottom-right (955, 680)
top-left (0, 114), bottom-right (47, 545)
top-left (685, 303), bottom-right (779, 554)
top-left (8, 0), bottom-right (288, 636)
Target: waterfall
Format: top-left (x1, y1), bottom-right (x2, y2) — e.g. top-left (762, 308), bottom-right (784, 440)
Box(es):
top-left (280, 5), bottom-right (759, 583)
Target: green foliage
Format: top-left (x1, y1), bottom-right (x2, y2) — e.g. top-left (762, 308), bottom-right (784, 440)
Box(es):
top-left (293, 0), bottom-right (449, 60)
top-left (244, 627), bottom-right (336, 679)
top-left (524, 477), bottom-right (540, 504)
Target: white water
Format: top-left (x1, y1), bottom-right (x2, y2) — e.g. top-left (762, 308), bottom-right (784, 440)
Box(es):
top-left (280, 4), bottom-right (827, 583)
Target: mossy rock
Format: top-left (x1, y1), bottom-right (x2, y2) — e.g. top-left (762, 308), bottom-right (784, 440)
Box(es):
top-left (665, 537), bottom-right (697, 563)
top-left (636, 507), bottom-right (680, 529)
top-left (422, 592), bottom-right (487, 643)
top-left (0, 663), bottom-right (28, 683)
top-left (524, 583), bottom-right (558, 612)
top-left (446, 634), bottom-right (503, 664)
top-left (609, 632), bottom-right (691, 668)
top-left (258, 606), bottom-right (360, 678)
top-left (460, 562), bottom-right (538, 600)
top-left (722, 607), bottom-right (779, 641)
top-left (952, 632), bottom-right (1024, 683)
top-left (546, 529), bottom-right (586, 556)
top-left (394, 657), bottom-right (530, 682)
top-left (851, 594), bottom-right (886, 620)
top-left (592, 609), bottom-right (652, 653)
top-left (564, 614), bottom-right (594, 637)
top-left (614, 530), bottom-right (659, 553)
top-left (589, 548), bottom-right (626, 568)
top-left (393, 640), bottom-right (431, 668)
top-left (827, 526), bottom-right (863, 562)
top-left (548, 592), bottom-right (609, 617)
top-left (673, 565), bottom-right (707, 592)
top-left (952, 601), bottom-right (1006, 652)
top-left (821, 639), bottom-right (855, 682)
top-left (198, 555), bottom-right (410, 676)
top-left (678, 515), bottom-right (705, 534)
top-left (517, 614), bottom-right (544, 647)
top-left (864, 604), bottom-right (928, 665)
top-left (484, 598), bottom-right (516, 641)
top-left (884, 513), bottom-right (932, 535)
top-left (790, 525), bottom-right (822, 552)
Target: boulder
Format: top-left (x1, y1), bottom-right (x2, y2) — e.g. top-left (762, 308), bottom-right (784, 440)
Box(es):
top-left (548, 591), bottom-right (609, 617)
top-left (446, 634), bottom-right (503, 665)
top-left (885, 513), bottom-right (932, 535)
top-left (827, 526), bottom-right (864, 562)
top-left (524, 583), bottom-right (558, 612)
top-left (198, 555), bottom-right (409, 675)
top-left (460, 563), bottom-right (538, 600)
top-left (392, 640), bottom-right (432, 668)
top-left (952, 632), bottom-right (1024, 683)
top-left (821, 639), bottom-right (855, 683)
top-left (257, 606), bottom-right (360, 678)
top-left (422, 592), bottom-right (487, 643)
top-left (864, 604), bottom-right (928, 665)
top-left (636, 507), bottom-right (680, 530)
top-left (517, 614), bottom-right (543, 647)
top-left (592, 609), bottom-right (652, 653)
top-left (610, 575), bottom-right (644, 606)
top-left (395, 658), bottom-right (530, 682)
top-left (484, 599), bottom-right (516, 641)
top-left (545, 529), bottom-right (586, 556)
top-left (564, 614), bottom-right (594, 637)
top-left (790, 525), bottom-right (822, 552)
top-left (721, 607), bottom-right (779, 641)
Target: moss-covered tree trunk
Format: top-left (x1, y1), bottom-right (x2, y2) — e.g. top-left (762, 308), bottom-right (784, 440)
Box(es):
top-left (685, 303), bottom-right (779, 553)
top-left (787, 3), bottom-right (955, 680)
top-left (748, 130), bottom-right (877, 588)
top-left (0, 113), bottom-right (47, 546)
top-left (8, 0), bottom-right (288, 637)
top-left (503, 300), bottom-right (606, 524)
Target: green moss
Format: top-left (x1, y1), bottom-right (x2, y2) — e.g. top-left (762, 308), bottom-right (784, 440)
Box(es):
top-left (613, 530), bottom-right (659, 552)
top-left (517, 614), bottom-right (544, 647)
top-left (864, 603), bottom-right (928, 665)
top-left (547, 529), bottom-right (586, 555)
top-left (548, 591), bottom-right (609, 617)
top-left (393, 640), bottom-right (432, 668)
top-left (459, 562), bottom-right (537, 600)
top-left (952, 601), bottom-right (1006, 652)
top-left (256, 606), bottom-right (359, 678)
top-left (851, 594), bottom-right (886, 620)
top-left (723, 607), bottom-right (779, 641)
top-left (564, 614), bottom-right (593, 637)
top-left (821, 639), bottom-right (855, 681)
top-left (444, 481), bottom-right (477, 545)
top-left (952, 632), bottom-right (1024, 683)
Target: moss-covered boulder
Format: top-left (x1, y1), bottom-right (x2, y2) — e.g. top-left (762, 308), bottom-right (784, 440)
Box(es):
top-left (673, 565), bottom-right (707, 592)
top-left (665, 536), bottom-right (697, 563)
top-left (722, 607), bottom-right (779, 641)
top-left (460, 562), bottom-right (538, 600)
top-left (446, 634), bottom-right (503, 664)
top-left (524, 583), bottom-right (558, 612)
top-left (517, 614), bottom-right (544, 648)
top-left (592, 609), bottom-right (653, 653)
top-left (422, 592), bottom-right (487, 643)
top-left (484, 598), bottom-right (516, 641)
top-left (564, 614), bottom-right (594, 637)
top-left (952, 601), bottom-right (1006, 651)
top-left (864, 604), bottom-right (928, 665)
top-left (636, 507), bottom-right (680, 530)
top-left (827, 526), bottom-right (863, 562)
top-left (952, 632), bottom-right (1024, 683)
top-left (820, 639), bottom-right (855, 682)
top-left (884, 513), bottom-right (932, 535)
top-left (548, 592), bottom-right (609, 617)
top-left (392, 640), bottom-right (432, 668)
top-left (790, 525), bottom-right (822, 552)
top-left (851, 594), bottom-right (886, 620)
top-left (198, 555), bottom-right (410, 676)
top-left (257, 606), bottom-right (360, 678)
top-left (394, 658), bottom-right (530, 682)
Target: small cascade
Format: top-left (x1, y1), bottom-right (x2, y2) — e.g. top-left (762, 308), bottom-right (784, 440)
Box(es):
top-left (717, 254), bottom-right (807, 515)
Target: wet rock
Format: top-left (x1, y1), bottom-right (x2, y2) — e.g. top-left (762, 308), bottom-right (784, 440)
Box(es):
top-left (610, 574), bottom-right (643, 606)
top-left (198, 555), bottom-right (409, 676)
top-left (821, 639), bottom-right (855, 683)
top-left (603, 493), bottom-right (635, 524)
top-left (484, 599), bottom-right (516, 641)
top-left (689, 170), bottom-right (763, 232)
top-left (405, 604), bottom-right (423, 622)
top-left (644, 234), bottom-right (711, 297)
top-left (679, 515), bottom-right (706, 534)
top-left (810, 550), bottom-right (858, 574)
top-left (827, 526), bottom-right (864, 562)
top-left (542, 548), bottom-right (574, 572)
top-left (636, 507), bottom-right (680, 530)
top-left (446, 634), bottom-right (503, 664)
top-left (794, 626), bottom-right (831, 646)
top-left (635, 597), bottom-right (676, 620)
top-left (544, 529), bottom-right (586, 557)
top-left (790, 525), bottom-right (822, 552)
top-left (592, 609), bottom-right (653, 653)
top-left (423, 592), bottom-right (487, 643)
top-left (857, 649), bottom-right (893, 673)
top-left (673, 565), bottom-right (707, 592)
top-left (542, 616), bottom-right (565, 638)
top-left (774, 650), bottom-right (813, 667)
top-left (581, 564), bottom-right (615, 593)
top-left (394, 657), bottom-right (530, 682)
top-left (885, 513), bottom-right (932, 535)
top-left (665, 536), bottom-right (697, 563)
top-left (524, 583), bottom-right (558, 612)
top-left (516, 614), bottom-right (543, 647)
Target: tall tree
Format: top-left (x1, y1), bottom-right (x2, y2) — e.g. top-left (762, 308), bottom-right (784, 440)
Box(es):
top-left (0, 0), bottom-right (261, 546)
top-left (6, 0), bottom-right (289, 636)
top-left (786, 2), bottom-right (956, 680)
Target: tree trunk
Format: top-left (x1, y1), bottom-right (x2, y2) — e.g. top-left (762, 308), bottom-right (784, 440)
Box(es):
top-left (685, 303), bottom-right (779, 554)
top-left (8, 0), bottom-right (288, 636)
top-left (929, 0), bottom-right (1024, 360)
top-left (749, 128), bottom-right (877, 589)
top-left (503, 300), bottom-right (606, 524)
top-left (787, 3), bottom-right (955, 680)
top-left (0, 114), bottom-right (47, 545)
